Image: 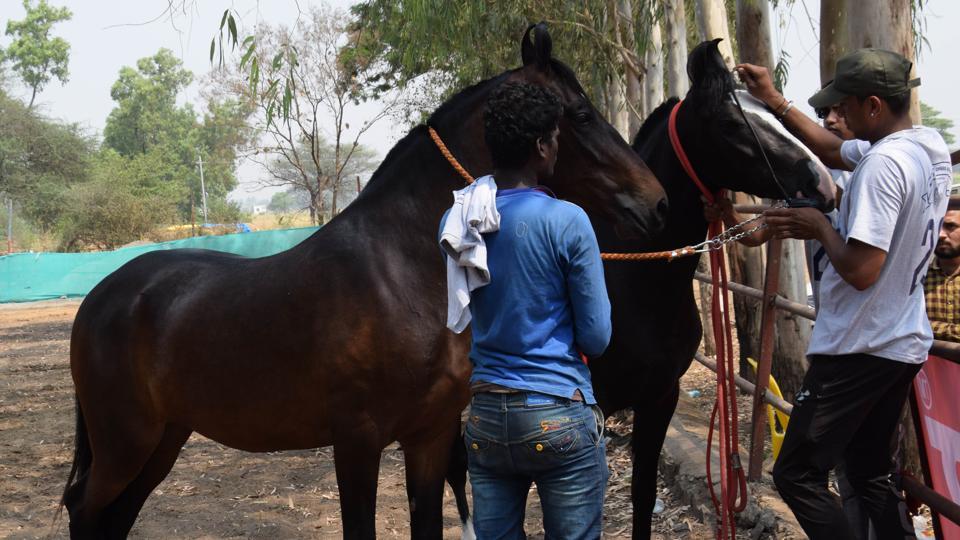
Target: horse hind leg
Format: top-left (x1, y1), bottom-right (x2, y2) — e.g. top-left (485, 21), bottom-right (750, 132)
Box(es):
top-left (65, 421), bottom-right (167, 540)
top-left (99, 425), bottom-right (191, 538)
top-left (402, 422), bottom-right (461, 540)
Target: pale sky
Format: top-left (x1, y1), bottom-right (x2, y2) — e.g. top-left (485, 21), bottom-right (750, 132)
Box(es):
top-left (2, 1), bottom-right (958, 204)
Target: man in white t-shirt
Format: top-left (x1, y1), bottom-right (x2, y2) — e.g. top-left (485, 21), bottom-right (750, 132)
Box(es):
top-left (737, 49), bottom-right (952, 540)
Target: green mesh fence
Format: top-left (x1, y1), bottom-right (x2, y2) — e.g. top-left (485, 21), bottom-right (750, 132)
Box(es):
top-left (0, 227), bottom-right (319, 303)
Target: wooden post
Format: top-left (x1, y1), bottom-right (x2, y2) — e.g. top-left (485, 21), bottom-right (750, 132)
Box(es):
top-left (748, 237), bottom-right (782, 480)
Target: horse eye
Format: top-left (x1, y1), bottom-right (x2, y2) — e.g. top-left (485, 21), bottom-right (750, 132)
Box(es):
top-left (573, 110), bottom-right (591, 124)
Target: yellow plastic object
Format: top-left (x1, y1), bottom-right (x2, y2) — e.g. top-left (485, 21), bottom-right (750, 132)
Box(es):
top-left (746, 357), bottom-right (790, 461)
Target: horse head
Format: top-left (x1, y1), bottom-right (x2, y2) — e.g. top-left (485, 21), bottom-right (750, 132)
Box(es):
top-left (680, 38), bottom-right (836, 209)
top-left (513, 23), bottom-right (667, 238)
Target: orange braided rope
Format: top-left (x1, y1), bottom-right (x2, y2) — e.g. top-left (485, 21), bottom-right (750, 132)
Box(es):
top-left (428, 126), bottom-right (475, 185)
top-left (600, 247), bottom-right (696, 261)
top-left (427, 125), bottom-right (697, 261)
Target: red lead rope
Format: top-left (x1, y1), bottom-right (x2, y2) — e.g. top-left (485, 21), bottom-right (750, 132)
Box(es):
top-left (668, 101), bottom-right (748, 539)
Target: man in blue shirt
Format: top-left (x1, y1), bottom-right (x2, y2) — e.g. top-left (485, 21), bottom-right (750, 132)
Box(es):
top-left (445, 81), bottom-right (612, 539)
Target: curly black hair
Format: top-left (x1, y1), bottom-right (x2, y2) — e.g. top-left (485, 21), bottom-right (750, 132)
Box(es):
top-left (483, 82), bottom-right (563, 169)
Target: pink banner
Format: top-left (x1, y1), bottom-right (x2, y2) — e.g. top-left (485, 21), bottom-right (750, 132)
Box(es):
top-left (915, 354), bottom-right (960, 539)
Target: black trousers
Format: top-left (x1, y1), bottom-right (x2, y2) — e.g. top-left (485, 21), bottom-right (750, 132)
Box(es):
top-left (772, 353), bottom-right (921, 540)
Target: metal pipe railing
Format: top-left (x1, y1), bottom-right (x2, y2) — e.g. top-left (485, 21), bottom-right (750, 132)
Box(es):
top-left (694, 272), bottom-right (815, 320)
top-left (694, 352), bottom-right (793, 415)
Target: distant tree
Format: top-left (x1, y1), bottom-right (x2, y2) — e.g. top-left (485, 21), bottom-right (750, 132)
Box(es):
top-left (1, 0), bottom-right (72, 109)
top-left (57, 149), bottom-right (176, 251)
top-left (267, 190), bottom-right (296, 213)
top-left (922, 101), bottom-right (956, 145)
top-left (103, 49), bottom-right (254, 221)
top-left (213, 5), bottom-right (391, 224)
top-left (261, 137), bottom-right (379, 221)
top-left (0, 88), bottom-right (92, 228)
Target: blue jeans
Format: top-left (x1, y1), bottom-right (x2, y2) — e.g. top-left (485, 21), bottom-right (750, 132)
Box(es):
top-left (464, 391), bottom-right (608, 539)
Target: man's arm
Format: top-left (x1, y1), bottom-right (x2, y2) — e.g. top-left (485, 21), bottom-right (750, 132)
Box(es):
top-left (564, 210), bottom-right (612, 358)
top-left (736, 63), bottom-right (850, 171)
top-left (764, 207), bottom-right (886, 290)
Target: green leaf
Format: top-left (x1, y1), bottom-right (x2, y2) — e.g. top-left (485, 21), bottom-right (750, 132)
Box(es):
top-left (209, 37), bottom-right (216, 63)
top-left (227, 15), bottom-right (238, 48)
top-left (272, 51), bottom-right (283, 70)
top-left (219, 10), bottom-right (229, 31)
top-left (282, 84), bottom-right (292, 120)
top-left (249, 57), bottom-right (259, 93)
top-left (240, 44), bottom-right (255, 70)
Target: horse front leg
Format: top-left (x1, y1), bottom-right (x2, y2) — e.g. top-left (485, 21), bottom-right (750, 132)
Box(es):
top-left (631, 382), bottom-right (680, 540)
top-left (402, 419), bottom-right (462, 540)
top-left (334, 429), bottom-right (384, 540)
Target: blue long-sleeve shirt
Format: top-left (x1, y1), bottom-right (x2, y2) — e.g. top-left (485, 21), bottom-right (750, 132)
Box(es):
top-left (441, 188), bottom-right (612, 404)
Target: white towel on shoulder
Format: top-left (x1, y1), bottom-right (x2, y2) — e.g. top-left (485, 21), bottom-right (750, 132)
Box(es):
top-left (440, 175), bottom-right (500, 333)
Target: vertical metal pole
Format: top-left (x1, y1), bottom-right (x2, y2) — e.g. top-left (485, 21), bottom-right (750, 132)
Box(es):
top-left (6, 198), bottom-right (12, 254)
top-left (197, 150), bottom-right (208, 223)
top-left (748, 237), bottom-right (782, 480)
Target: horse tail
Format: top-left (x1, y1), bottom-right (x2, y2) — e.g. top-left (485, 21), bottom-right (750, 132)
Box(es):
top-left (57, 397), bottom-right (92, 522)
top-left (445, 418), bottom-right (473, 538)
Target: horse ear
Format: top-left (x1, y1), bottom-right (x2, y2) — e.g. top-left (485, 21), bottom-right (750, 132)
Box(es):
top-left (521, 22), bottom-right (552, 70)
top-left (686, 38), bottom-right (727, 89)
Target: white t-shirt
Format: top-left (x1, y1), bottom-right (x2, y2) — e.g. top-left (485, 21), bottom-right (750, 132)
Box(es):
top-left (806, 166), bottom-right (854, 309)
top-left (808, 127), bottom-right (952, 363)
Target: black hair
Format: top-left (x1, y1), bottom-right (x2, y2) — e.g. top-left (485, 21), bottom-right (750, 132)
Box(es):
top-left (483, 81), bottom-right (562, 169)
top-left (857, 91), bottom-right (911, 116)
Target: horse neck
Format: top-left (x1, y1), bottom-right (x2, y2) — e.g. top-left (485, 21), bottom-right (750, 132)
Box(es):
top-left (635, 118), bottom-right (710, 252)
top-left (298, 121), bottom-right (491, 254)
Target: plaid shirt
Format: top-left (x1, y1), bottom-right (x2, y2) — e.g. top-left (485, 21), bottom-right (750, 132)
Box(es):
top-left (924, 258), bottom-right (960, 342)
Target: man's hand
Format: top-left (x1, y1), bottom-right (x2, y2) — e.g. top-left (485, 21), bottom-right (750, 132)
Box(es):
top-left (764, 207), bottom-right (830, 240)
top-left (702, 196), bottom-right (735, 223)
top-left (735, 63), bottom-right (783, 110)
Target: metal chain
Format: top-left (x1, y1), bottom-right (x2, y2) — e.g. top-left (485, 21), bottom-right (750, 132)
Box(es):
top-left (691, 201), bottom-right (785, 253)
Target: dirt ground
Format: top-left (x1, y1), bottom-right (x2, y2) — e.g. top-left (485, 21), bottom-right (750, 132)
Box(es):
top-left (0, 299), bottom-right (726, 539)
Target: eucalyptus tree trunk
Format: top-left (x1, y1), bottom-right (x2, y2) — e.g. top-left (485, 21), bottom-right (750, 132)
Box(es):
top-left (663, 0), bottom-right (690, 97)
top-left (618, 0), bottom-right (643, 136)
top-left (643, 16), bottom-right (665, 118)
top-left (840, 0), bottom-right (923, 479)
top-left (845, 0), bottom-right (920, 123)
top-left (735, 0), bottom-right (810, 398)
top-left (725, 193), bottom-right (766, 382)
top-left (819, 0), bottom-right (849, 84)
top-left (609, 73), bottom-right (630, 141)
top-left (735, 0), bottom-right (774, 68)
top-left (695, 0), bottom-right (735, 68)
top-left (697, 254), bottom-right (717, 356)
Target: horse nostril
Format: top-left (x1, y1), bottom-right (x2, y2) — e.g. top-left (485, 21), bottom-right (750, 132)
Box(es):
top-left (656, 197), bottom-right (669, 220)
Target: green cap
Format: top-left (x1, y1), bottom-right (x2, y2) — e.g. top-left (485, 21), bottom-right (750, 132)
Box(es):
top-left (808, 48), bottom-right (920, 108)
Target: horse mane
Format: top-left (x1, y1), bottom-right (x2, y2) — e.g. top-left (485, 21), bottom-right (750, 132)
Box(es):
top-left (633, 97), bottom-right (679, 149)
top-left (354, 72), bottom-right (512, 200)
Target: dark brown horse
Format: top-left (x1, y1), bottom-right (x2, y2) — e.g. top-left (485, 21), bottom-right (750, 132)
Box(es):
top-left (60, 24), bottom-right (667, 539)
top-left (588, 39), bottom-right (836, 538)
